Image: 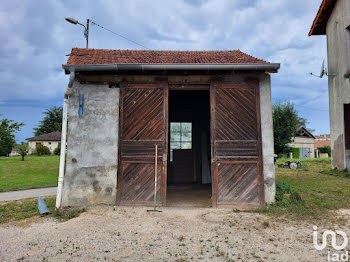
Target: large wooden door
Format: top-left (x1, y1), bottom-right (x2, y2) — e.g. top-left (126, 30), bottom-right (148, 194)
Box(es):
top-left (117, 82), bottom-right (168, 206)
top-left (210, 81), bottom-right (263, 208)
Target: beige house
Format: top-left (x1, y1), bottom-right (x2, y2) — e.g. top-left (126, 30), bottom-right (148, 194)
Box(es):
top-left (288, 127), bottom-right (315, 158)
top-left (26, 131), bottom-right (61, 154)
top-left (314, 134), bottom-right (331, 158)
top-left (309, 0), bottom-right (350, 169)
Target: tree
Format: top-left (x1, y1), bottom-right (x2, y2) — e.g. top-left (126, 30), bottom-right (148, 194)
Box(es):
top-left (34, 106), bottom-right (62, 136)
top-left (16, 142), bottom-right (29, 161)
top-left (272, 101), bottom-right (311, 154)
top-left (0, 117), bottom-right (24, 156)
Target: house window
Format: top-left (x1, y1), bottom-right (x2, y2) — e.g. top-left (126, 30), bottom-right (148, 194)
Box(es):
top-left (170, 122), bottom-right (192, 162)
top-left (48, 142), bottom-right (51, 145)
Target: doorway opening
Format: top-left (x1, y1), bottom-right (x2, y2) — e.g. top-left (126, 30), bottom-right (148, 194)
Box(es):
top-left (167, 90), bottom-right (212, 207)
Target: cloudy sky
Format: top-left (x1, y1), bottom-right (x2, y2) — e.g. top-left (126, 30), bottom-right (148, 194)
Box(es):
top-left (1, 0), bottom-right (328, 142)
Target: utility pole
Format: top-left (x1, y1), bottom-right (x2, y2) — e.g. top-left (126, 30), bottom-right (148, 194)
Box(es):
top-left (65, 17), bottom-right (90, 48)
top-left (85, 19), bottom-right (89, 48)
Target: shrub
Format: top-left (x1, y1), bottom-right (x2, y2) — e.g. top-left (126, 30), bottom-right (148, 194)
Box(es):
top-left (35, 144), bottom-right (51, 155)
top-left (290, 147), bottom-right (300, 159)
top-left (290, 191), bottom-right (303, 204)
top-left (274, 180), bottom-right (305, 207)
top-left (318, 146), bottom-right (331, 156)
top-left (15, 142), bottom-right (29, 161)
top-left (275, 180), bottom-right (291, 202)
top-left (53, 146), bottom-right (61, 155)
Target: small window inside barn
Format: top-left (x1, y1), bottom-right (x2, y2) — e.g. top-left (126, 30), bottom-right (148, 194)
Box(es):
top-left (170, 122), bottom-right (192, 161)
top-left (48, 142), bottom-right (51, 145)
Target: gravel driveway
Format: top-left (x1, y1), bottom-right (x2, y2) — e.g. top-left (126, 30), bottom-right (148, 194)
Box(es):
top-left (0, 206), bottom-right (343, 261)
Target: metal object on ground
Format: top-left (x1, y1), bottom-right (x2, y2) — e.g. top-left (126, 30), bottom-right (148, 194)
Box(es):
top-left (277, 161), bottom-right (302, 169)
top-left (38, 196), bottom-right (51, 215)
top-left (147, 145), bottom-right (162, 213)
top-left (289, 162), bottom-right (298, 169)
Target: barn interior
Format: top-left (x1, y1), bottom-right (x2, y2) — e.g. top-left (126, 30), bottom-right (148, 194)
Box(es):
top-left (167, 89), bottom-right (212, 207)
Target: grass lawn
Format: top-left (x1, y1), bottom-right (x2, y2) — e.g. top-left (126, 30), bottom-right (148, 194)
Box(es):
top-left (0, 196), bottom-right (85, 224)
top-left (2, 156), bottom-right (350, 223)
top-left (0, 196), bottom-right (56, 224)
top-left (0, 155), bottom-right (59, 192)
top-left (261, 157), bottom-right (350, 220)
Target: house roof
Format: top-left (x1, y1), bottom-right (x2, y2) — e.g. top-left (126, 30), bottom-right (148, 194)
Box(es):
top-left (67, 48), bottom-right (268, 65)
top-left (26, 131), bottom-right (61, 142)
top-left (65, 48), bottom-right (270, 66)
top-left (309, 0), bottom-right (338, 36)
top-left (314, 139), bottom-right (331, 149)
top-left (295, 126), bottom-right (315, 139)
top-left (315, 134), bottom-right (330, 139)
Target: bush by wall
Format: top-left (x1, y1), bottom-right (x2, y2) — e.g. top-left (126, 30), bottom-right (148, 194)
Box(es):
top-left (275, 180), bottom-right (304, 207)
top-left (35, 144), bottom-right (51, 156)
top-left (275, 180), bottom-right (291, 202)
top-left (318, 146), bottom-right (331, 156)
top-left (290, 147), bottom-right (300, 159)
top-left (53, 146), bottom-right (61, 155)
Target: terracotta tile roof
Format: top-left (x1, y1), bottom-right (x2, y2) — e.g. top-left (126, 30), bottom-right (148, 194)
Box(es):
top-left (309, 0), bottom-right (337, 36)
top-left (65, 48), bottom-right (269, 66)
top-left (314, 139), bottom-right (331, 149)
top-left (315, 134), bottom-right (330, 139)
top-left (26, 131), bottom-right (61, 142)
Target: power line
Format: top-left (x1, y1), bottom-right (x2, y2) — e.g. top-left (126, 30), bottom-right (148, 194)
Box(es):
top-left (91, 21), bottom-right (150, 50)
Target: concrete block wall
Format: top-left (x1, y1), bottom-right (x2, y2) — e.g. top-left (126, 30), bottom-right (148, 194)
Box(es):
top-left (326, 0), bottom-right (350, 169)
top-left (61, 82), bottom-right (119, 207)
top-left (259, 74), bottom-right (275, 203)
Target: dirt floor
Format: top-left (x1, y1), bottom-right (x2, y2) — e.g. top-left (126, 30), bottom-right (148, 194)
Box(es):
top-left (0, 206), bottom-right (346, 262)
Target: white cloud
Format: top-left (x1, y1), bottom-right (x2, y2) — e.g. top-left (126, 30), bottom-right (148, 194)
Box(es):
top-left (0, 0), bottom-right (329, 134)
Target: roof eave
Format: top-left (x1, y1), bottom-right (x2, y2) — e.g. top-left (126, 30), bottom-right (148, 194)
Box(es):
top-left (308, 0), bottom-right (337, 36)
top-left (62, 63), bottom-right (280, 74)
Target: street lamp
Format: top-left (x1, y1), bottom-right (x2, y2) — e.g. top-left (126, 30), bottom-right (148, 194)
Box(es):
top-left (65, 17), bottom-right (90, 48)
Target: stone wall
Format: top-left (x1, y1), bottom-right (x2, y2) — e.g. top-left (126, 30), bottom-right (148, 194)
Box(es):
top-left (61, 82), bottom-right (119, 206)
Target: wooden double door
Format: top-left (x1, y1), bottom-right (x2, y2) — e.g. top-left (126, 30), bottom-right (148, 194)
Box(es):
top-left (117, 80), bottom-right (263, 207)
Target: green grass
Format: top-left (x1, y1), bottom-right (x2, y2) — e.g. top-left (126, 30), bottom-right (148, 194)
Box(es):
top-left (0, 196), bottom-right (56, 224)
top-left (0, 155), bottom-right (59, 192)
top-left (277, 157), bottom-right (331, 163)
top-left (261, 158), bottom-right (350, 220)
top-left (0, 196), bottom-right (86, 224)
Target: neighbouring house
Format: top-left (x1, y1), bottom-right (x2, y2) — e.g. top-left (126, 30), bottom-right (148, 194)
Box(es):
top-left (9, 147), bottom-right (20, 157)
top-left (26, 131), bottom-right (61, 154)
top-left (309, 0), bottom-right (350, 169)
top-left (288, 127), bottom-right (315, 159)
top-left (314, 134), bottom-right (331, 158)
top-left (60, 48), bottom-right (279, 208)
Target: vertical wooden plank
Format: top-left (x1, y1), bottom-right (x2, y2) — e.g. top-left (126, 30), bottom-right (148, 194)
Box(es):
top-left (210, 81), bottom-right (218, 208)
top-left (162, 81), bottom-right (169, 206)
top-left (248, 79), bottom-right (264, 205)
top-left (116, 85), bottom-right (125, 205)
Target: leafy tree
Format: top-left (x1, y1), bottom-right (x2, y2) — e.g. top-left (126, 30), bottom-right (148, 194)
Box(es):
top-left (16, 142), bottom-right (29, 161)
top-left (272, 101), bottom-right (311, 154)
top-left (34, 106), bottom-right (62, 136)
top-left (0, 117), bottom-right (24, 156)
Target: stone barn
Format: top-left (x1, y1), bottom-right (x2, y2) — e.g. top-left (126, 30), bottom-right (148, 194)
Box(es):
top-left (58, 48), bottom-right (279, 209)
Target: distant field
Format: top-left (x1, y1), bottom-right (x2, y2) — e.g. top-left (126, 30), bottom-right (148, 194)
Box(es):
top-left (0, 155), bottom-right (59, 192)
